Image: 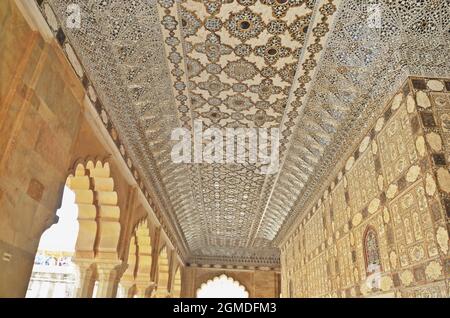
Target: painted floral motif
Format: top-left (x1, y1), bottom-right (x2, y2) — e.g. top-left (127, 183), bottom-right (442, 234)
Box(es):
top-left (234, 43), bottom-right (252, 57)
top-left (204, 16), bottom-right (222, 32)
top-left (250, 79), bottom-right (282, 100)
top-left (261, 0), bottom-right (310, 19)
top-left (225, 8), bottom-right (264, 42)
top-left (425, 261), bottom-right (442, 281)
top-left (278, 62), bottom-right (297, 83)
top-left (254, 36), bottom-right (292, 65)
top-left (288, 13), bottom-right (311, 41)
top-left (267, 20), bottom-right (288, 35)
top-left (189, 93), bottom-right (207, 109)
top-left (223, 59), bottom-right (259, 82)
top-left (245, 110), bottom-right (277, 127)
top-left (206, 63), bottom-right (222, 75)
top-left (201, 106), bottom-right (230, 123)
top-left (186, 57), bottom-right (204, 78)
top-left (225, 94), bottom-right (253, 112)
top-left (180, 7), bottom-right (201, 37)
top-left (198, 75), bottom-right (231, 96)
top-left (194, 34), bottom-right (233, 63)
top-left (271, 98), bottom-right (288, 114)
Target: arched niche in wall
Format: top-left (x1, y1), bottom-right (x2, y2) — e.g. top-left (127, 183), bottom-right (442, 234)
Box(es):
top-left (363, 226), bottom-right (382, 275)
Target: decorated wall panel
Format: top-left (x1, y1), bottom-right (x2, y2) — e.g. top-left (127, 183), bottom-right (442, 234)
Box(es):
top-left (281, 77), bottom-right (450, 298)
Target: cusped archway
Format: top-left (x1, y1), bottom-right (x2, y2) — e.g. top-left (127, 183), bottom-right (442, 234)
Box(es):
top-left (66, 159), bottom-right (122, 298)
top-left (196, 274), bottom-right (249, 298)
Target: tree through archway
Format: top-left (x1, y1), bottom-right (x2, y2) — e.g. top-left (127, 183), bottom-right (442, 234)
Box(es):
top-left (196, 274), bottom-right (249, 298)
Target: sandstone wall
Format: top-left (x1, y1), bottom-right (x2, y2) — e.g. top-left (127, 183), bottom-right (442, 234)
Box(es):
top-left (280, 77), bottom-right (450, 298)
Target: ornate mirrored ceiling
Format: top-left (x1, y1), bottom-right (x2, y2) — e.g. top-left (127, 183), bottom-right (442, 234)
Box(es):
top-left (41, 0), bottom-right (449, 266)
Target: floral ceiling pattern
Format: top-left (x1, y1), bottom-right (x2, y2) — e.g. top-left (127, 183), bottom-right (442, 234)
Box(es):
top-left (41, 0), bottom-right (449, 266)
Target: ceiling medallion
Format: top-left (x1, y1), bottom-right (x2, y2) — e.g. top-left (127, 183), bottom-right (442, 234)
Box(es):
top-left (261, 0), bottom-right (309, 18)
top-left (225, 94), bottom-right (254, 112)
top-left (254, 36), bottom-right (292, 65)
top-left (223, 58), bottom-right (260, 82)
top-left (225, 7), bottom-right (265, 42)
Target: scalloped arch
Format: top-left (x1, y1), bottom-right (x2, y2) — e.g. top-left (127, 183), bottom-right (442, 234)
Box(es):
top-left (66, 160), bottom-right (120, 259)
top-left (196, 274), bottom-right (249, 298)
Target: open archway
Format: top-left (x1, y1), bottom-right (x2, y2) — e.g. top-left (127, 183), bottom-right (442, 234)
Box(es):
top-left (26, 159), bottom-right (123, 298)
top-left (26, 186), bottom-right (79, 298)
top-left (69, 160), bottom-right (123, 298)
top-left (196, 274), bottom-right (249, 298)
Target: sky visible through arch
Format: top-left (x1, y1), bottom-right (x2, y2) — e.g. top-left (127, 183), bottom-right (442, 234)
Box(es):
top-left (197, 275), bottom-right (249, 298)
top-left (38, 186), bottom-right (78, 252)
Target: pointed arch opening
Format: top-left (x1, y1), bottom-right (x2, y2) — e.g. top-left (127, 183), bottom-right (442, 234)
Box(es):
top-left (196, 274), bottom-right (249, 298)
top-left (364, 226), bottom-right (382, 275)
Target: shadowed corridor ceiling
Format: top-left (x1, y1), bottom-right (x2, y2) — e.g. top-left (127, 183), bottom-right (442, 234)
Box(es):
top-left (42, 0), bottom-right (449, 266)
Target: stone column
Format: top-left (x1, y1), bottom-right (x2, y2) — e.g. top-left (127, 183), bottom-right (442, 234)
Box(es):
top-left (74, 261), bottom-right (96, 298)
top-left (46, 275), bottom-right (56, 298)
top-left (119, 279), bottom-right (136, 298)
top-left (134, 281), bottom-right (153, 298)
top-left (33, 280), bottom-right (42, 298)
top-left (46, 284), bottom-right (55, 298)
top-left (95, 261), bottom-right (124, 298)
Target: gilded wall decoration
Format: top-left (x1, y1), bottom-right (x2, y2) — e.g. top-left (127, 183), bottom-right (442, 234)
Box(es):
top-left (347, 148), bottom-right (379, 216)
top-left (378, 106), bottom-right (418, 185)
top-left (281, 77), bottom-right (450, 297)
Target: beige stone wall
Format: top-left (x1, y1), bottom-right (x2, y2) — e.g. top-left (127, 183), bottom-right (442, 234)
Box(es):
top-left (181, 266), bottom-right (280, 298)
top-left (280, 77), bottom-right (450, 298)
